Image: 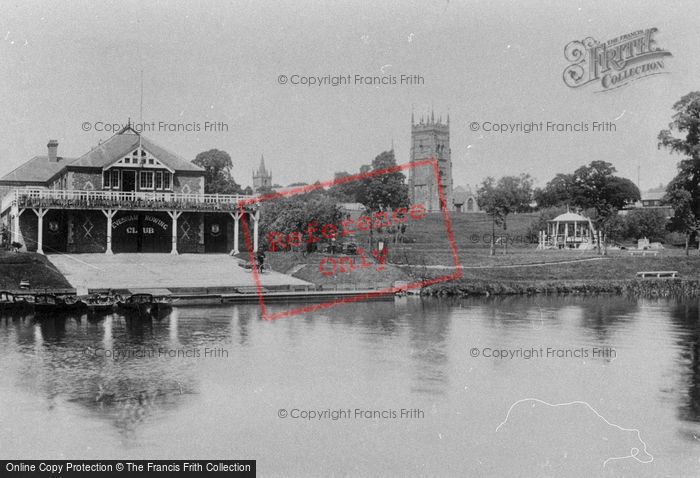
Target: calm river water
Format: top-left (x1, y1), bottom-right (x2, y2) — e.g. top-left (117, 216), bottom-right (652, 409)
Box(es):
top-left (1, 296), bottom-right (699, 477)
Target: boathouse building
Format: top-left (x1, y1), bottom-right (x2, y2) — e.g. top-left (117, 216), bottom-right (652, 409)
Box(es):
top-left (0, 126), bottom-right (258, 254)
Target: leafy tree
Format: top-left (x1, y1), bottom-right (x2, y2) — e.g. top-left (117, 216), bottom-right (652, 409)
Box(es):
top-left (329, 171), bottom-right (363, 203)
top-left (477, 174), bottom-right (533, 255)
top-left (623, 208), bottom-right (669, 242)
top-left (570, 161), bottom-right (640, 254)
top-left (533, 173), bottom-right (576, 209)
top-left (259, 191), bottom-right (341, 253)
top-left (192, 149), bottom-right (243, 194)
top-left (358, 151), bottom-right (410, 213)
top-left (665, 188), bottom-right (699, 255)
top-left (605, 213), bottom-right (628, 244)
top-left (658, 91), bottom-right (700, 250)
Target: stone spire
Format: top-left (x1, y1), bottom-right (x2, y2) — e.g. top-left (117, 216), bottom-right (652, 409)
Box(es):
top-left (258, 155), bottom-right (268, 175)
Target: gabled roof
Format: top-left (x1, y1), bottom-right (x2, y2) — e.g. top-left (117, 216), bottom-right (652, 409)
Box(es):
top-left (452, 185), bottom-right (476, 204)
top-left (1, 130), bottom-right (203, 185)
top-left (0, 156), bottom-right (74, 183)
top-left (69, 131), bottom-right (203, 172)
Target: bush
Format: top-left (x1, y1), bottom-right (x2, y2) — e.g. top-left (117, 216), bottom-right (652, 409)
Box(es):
top-left (623, 209), bottom-right (669, 242)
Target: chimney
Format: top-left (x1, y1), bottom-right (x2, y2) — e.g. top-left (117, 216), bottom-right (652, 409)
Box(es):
top-left (47, 140), bottom-right (59, 162)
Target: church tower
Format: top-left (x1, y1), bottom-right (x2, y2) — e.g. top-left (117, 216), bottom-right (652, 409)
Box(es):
top-left (252, 155), bottom-right (272, 192)
top-left (409, 111), bottom-right (453, 211)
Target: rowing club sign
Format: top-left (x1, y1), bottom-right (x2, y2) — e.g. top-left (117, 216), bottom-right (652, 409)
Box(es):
top-left (563, 27), bottom-right (672, 92)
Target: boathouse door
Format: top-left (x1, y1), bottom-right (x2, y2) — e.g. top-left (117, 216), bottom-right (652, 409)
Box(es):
top-left (204, 215), bottom-right (228, 253)
top-left (112, 212), bottom-right (171, 253)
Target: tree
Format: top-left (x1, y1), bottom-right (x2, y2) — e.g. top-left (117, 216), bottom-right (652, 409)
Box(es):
top-left (665, 188), bottom-right (699, 255)
top-left (477, 174), bottom-right (533, 255)
top-left (192, 149), bottom-right (243, 194)
top-left (570, 161), bottom-right (640, 254)
top-left (658, 91), bottom-right (700, 251)
top-left (624, 208), bottom-right (669, 242)
top-left (329, 171), bottom-right (363, 202)
top-left (259, 191), bottom-right (342, 253)
top-left (358, 151), bottom-right (410, 213)
top-left (533, 173), bottom-right (576, 209)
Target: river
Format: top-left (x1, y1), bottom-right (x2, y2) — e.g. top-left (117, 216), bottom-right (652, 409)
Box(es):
top-left (0, 296), bottom-right (698, 476)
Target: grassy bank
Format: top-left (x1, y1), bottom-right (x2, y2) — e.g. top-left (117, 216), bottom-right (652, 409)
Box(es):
top-left (265, 251), bottom-right (411, 288)
top-left (415, 251), bottom-right (700, 297)
top-left (422, 278), bottom-right (700, 298)
top-left (0, 251), bottom-right (73, 290)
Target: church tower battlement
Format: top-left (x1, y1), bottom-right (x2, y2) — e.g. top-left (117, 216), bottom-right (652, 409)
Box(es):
top-left (409, 111), bottom-right (453, 211)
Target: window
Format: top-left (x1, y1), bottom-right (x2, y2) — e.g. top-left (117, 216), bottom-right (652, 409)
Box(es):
top-left (163, 172), bottom-right (172, 190)
top-left (111, 170), bottom-right (120, 190)
top-left (155, 171), bottom-right (163, 190)
top-left (140, 171), bottom-right (154, 190)
top-left (103, 171), bottom-right (111, 189)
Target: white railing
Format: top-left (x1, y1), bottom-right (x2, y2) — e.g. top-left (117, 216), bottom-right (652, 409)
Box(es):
top-left (12, 188), bottom-right (254, 211)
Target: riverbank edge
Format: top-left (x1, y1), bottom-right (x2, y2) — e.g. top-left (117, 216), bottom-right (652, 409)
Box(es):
top-left (421, 278), bottom-right (700, 298)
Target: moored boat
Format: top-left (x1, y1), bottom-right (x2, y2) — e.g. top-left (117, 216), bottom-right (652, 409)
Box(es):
top-left (33, 294), bottom-right (86, 314)
top-left (153, 295), bottom-right (173, 313)
top-left (117, 293), bottom-right (154, 315)
top-left (0, 291), bottom-right (32, 312)
top-left (80, 294), bottom-right (117, 312)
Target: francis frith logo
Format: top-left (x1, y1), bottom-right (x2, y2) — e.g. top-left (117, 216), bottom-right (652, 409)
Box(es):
top-left (563, 28), bottom-right (672, 91)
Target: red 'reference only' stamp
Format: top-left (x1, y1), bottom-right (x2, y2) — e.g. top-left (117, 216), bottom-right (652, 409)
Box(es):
top-left (239, 158), bottom-right (462, 320)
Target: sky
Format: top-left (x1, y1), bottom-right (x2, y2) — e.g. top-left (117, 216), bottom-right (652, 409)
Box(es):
top-left (1, 0), bottom-right (698, 192)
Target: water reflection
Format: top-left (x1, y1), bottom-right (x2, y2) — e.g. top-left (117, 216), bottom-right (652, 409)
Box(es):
top-left (5, 309), bottom-right (200, 439)
top-left (668, 300), bottom-right (700, 424)
top-left (1, 296), bottom-right (699, 475)
top-left (400, 298), bottom-right (451, 396)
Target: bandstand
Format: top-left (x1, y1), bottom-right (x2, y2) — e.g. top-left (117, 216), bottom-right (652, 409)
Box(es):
top-left (537, 211), bottom-right (596, 250)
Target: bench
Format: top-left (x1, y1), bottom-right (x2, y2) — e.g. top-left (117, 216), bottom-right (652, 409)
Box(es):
top-left (636, 271), bottom-right (678, 278)
top-left (629, 250), bottom-right (659, 256)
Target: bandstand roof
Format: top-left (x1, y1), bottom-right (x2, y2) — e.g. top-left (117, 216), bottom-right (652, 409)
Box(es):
top-left (548, 212), bottom-right (591, 223)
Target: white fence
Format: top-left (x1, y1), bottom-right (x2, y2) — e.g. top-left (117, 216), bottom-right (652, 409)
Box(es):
top-left (8, 188), bottom-right (254, 212)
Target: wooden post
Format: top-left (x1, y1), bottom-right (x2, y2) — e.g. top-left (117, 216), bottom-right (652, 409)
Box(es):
top-left (167, 210), bottom-right (183, 254)
top-left (32, 208), bottom-right (49, 254)
top-left (229, 211), bottom-right (241, 255)
top-left (253, 209), bottom-right (259, 252)
top-left (101, 209), bottom-right (117, 254)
